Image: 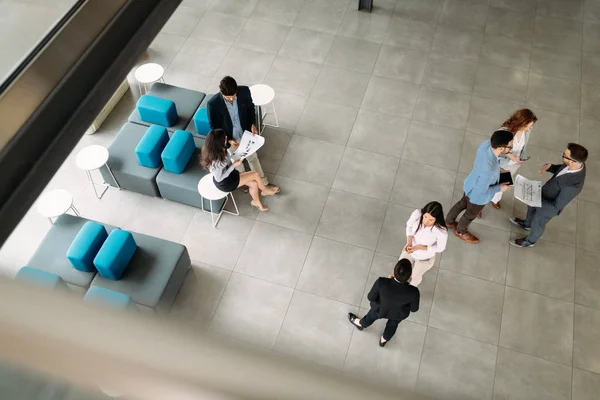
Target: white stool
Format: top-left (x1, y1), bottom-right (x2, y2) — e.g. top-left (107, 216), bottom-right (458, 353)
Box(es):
top-left (250, 84), bottom-right (278, 134)
top-left (76, 145), bottom-right (120, 199)
top-left (134, 63), bottom-right (165, 94)
top-left (197, 175), bottom-right (239, 228)
top-left (36, 189), bottom-right (80, 223)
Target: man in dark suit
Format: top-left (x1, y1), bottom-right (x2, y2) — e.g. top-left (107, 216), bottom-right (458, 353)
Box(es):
top-left (509, 142), bottom-right (588, 248)
top-left (207, 76), bottom-right (275, 190)
top-left (348, 259), bottom-right (420, 347)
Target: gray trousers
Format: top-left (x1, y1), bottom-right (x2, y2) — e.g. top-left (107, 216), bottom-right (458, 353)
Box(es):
top-left (525, 205), bottom-right (558, 243)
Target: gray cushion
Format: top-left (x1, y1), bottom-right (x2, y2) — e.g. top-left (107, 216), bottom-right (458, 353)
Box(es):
top-left (184, 93), bottom-right (215, 136)
top-left (100, 122), bottom-right (162, 197)
top-left (0, 362), bottom-right (68, 400)
top-left (129, 83), bottom-right (205, 132)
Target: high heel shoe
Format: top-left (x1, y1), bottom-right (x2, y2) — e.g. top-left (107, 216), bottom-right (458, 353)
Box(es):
top-left (250, 201), bottom-right (269, 212)
top-left (262, 185), bottom-right (280, 196)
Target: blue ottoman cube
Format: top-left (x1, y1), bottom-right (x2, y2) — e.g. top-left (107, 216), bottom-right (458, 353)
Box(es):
top-left (135, 125), bottom-right (169, 168)
top-left (161, 130), bottom-right (195, 174)
top-left (137, 95), bottom-right (177, 127)
top-left (66, 222), bottom-right (108, 272)
top-left (15, 267), bottom-right (69, 290)
top-left (193, 107), bottom-right (211, 136)
top-left (84, 287), bottom-right (136, 310)
top-left (94, 229), bottom-right (137, 281)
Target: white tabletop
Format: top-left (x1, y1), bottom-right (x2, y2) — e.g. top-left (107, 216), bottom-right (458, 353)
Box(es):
top-left (249, 84), bottom-right (275, 106)
top-left (134, 63), bottom-right (165, 84)
top-left (197, 175), bottom-right (228, 201)
top-left (76, 145), bottom-right (109, 171)
top-left (36, 189), bottom-right (73, 218)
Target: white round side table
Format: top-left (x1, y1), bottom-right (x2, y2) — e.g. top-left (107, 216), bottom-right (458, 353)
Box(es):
top-left (134, 63), bottom-right (165, 94)
top-left (76, 145), bottom-right (120, 199)
top-left (197, 175), bottom-right (239, 228)
top-left (249, 84), bottom-right (279, 134)
top-left (36, 189), bottom-right (80, 223)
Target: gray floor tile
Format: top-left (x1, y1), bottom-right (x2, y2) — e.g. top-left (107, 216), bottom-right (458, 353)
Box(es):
top-left (574, 304), bottom-right (600, 373)
top-left (367, 0), bottom-right (398, 15)
top-left (458, 132), bottom-right (489, 173)
top-left (577, 200), bottom-right (600, 251)
top-left (163, 69), bottom-right (213, 92)
top-left (582, 82), bottom-right (600, 121)
top-left (390, 159), bottom-right (457, 210)
top-left (140, 33), bottom-right (188, 66)
top-left (161, 6), bottom-right (205, 37)
top-left (344, 319), bottom-right (426, 390)
top-left (586, 0), bottom-right (600, 23)
top-left (376, 204), bottom-right (417, 257)
top-left (215, 47), bottom-right (275, 85)
top-left (527, 108), bottom-right (580, 151)
top-left (310, 66), bottom-right (370, 108)
top-left (209, 0), bottom-right (258, 17)
top-left (431, 26), bottom-right (483, 63)
top-left (439, 0), bottom-right (488, 33)
top-left (275, 290), bottom-right (357, 369)
top-left (333, 147), bottom-right (399, 201)
top-left (338, 8), bottom-right (392, 44)
top-left (440, 223), bottom-right (510, 283)
top-left (264, 56), bottom-right (322, 96)
top-left (576, 249), bottom-right (600, 309)
top-left (580, 118), bottom-right (600, 160)
top-left (347, 109), bottom-right (410, 158)
top-left (491, 0), bottom-right (536, 12)
top-left (583, 52), bottom-right (600, 85)
top-left (373, 45), bottom-right (428, 84)
top-left (316, 190), bottom-right (387, 250)
top-left (297, 236), bottom-right (373, 305)
top-left (430, 270), bottom-right (504, 344)
top-left (573, 368), bottom-right (600, 400)
top-left (583, 21), bottom-right (600, 53)
top-left (294, 0), bottom-right (349, 34)
top-left (407, 267), bottom-right (439, 325)
top-left (500, 286), bottom-right (574, 365)
top-left (537, 0), bottom-right (584, 21)
top-left (422, 55), bottom-right (478, 93)
top-left (413, 85), bottom-right (471, 130)
top-left (394, 0), bottom-right (444, 24)
top-left (256, 175), bottom-right (330, 234)
top-left (534, 15), bottom-right (583, 52)
top-left (182, 0), bottom-right (212, 8)
top-left (416, 328), bottom-right (497, 400)
top-left (402, 120), bottom-right (464, 170)
top-left (234, 19), bottom-right (290, 54)
top-left (485, 6), bottom-right (535, 42)
top-left (493, 347), bottom-right (573, 400)
top-left (295, 98), bottom-right (358, 144)
top-left (278, 27), bottom-right (335, 64)
top-left (73, 184), bottom-right (143, 228)
top-left (507, 238), bottom-right (576, 301)
top-left (257, 127), bottom-right (292, 174)
top-left (268, 91), bottom-right (307, 133)
top-left (169, 38), bottom-right (230, 76)
top-left (250, 0), bottom-right (304, 26)
top-left (361, 75), bottom-right (420, 117)
top-left (171, 263), bottom-right (232, 328)
top-left (277, 135), bottom-right (344, 186)
top-left (580, 159), bottom-right (600, 204)
top-left (189, 11), bottom-right (246, 45)
top-left (209, 273), bottom-right (293, 347)
top-left (474, 64), bottom-right (528, 104)
top-left (530, 44), bottom-right (582, 82)
top-left (527, 73), bottom-right (581, 117)
top-left (466, 96), bottom-right (523, 136)
top-left (384, 18), bottom-right (437, 51)
top-left (325, 36), bottom-right (381, 74)
top-left (480, 34), bottom-right (532, 71)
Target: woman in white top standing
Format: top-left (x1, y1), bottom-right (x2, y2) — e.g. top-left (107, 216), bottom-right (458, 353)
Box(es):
top-left (396, 201), bottom-right (448, 287)
top-left (490, 109), bottom-right (538, 209)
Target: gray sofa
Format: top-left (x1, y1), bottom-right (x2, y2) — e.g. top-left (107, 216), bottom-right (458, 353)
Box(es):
top-left (184, 93), bottom-right (213, 136)
top-left (27, 214), bottom-right (190, 314)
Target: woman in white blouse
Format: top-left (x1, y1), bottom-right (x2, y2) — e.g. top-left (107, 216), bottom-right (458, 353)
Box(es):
top-left (397, 202), bottom-right (448, 287)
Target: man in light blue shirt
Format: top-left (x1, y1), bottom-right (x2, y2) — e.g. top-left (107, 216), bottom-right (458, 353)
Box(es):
top-left (446, 130), bottom-right (513, 244)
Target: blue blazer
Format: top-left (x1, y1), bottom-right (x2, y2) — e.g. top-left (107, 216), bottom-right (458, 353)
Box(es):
top-left (463, 140), bottom-right (501, 205)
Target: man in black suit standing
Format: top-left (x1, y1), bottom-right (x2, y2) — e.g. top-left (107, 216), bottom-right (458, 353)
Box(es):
top-left (348, 259), bottom-right (420, 347)
top-left (509, 142), bottom-right (588, 248)
top-left (207, 76), bottom-right (277, 191)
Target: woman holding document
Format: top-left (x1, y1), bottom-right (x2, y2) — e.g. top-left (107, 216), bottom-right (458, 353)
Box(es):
top-left (201, 129), bottom-right (279, 212)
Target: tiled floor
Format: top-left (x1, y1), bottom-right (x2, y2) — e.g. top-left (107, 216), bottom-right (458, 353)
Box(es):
top-left (3, 0), bottom-right (600, 399)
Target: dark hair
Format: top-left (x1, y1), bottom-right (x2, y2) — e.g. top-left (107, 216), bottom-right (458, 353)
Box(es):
top-left (417, 201), bottom-right (447, 232)
top-left (394, 259), bottom-right (412, 283)
top-left (200, 129), bottom-right (227, 169)
top-left (502, 108), bottom-right (538, 134)
top-left (219, 76), bottom-right (238, 96)
top-left (490, 129), bottom-right (513, 149)
top-left (567, 143), bottom-right (588, 163)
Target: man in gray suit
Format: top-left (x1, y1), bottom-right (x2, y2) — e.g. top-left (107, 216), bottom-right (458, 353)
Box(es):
top-left (509, 142), bottom-right (588, 248)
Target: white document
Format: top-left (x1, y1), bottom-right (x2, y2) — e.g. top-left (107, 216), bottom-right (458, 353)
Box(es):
top-left (230, 131), bottom-right (265, 161)
top-left (514, 174), bottom-right (542, 207)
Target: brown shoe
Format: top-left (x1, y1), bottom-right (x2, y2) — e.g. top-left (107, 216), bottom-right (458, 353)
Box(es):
top-left (446, 222), bottom-right (457, 229)
top-left (454, 230), bottom-right (479, 243)
top-left (492, 202), bottom-right (501, 210)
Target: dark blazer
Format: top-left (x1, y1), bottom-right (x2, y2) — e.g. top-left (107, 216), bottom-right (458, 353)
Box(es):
top-left (367, 277), bottom-right (420, 321)
top-left (541, 163), bottom-right (586, 215)
top-left (206, 86), bottom-right (256, 144)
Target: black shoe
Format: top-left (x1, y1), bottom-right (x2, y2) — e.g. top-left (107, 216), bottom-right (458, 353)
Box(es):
top-left (347, 313), bottom-right (363, 331)
top-left (379, 337), bottom-right (387, 347)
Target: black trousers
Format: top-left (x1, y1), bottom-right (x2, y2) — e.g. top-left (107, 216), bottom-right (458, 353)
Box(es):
top-left (446, 193), bottom-right (486, 234)
top-left (359, 308), bottom-right (403, 341)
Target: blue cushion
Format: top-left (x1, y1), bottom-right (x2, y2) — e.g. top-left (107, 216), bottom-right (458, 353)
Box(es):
top-left (84, 286), bottom-right (136, 310)
top-left (137, 95), bottom-right (177, 127)
top-left (93, 229), bottom-right (137, 281)
top-left (192, 107), bottom-right (211, 136)
top-left (161, 130), bottom-right (195, 174)
top-left (66, 222), bottom-right (108, 272)
top-left (135, 125), bottom-right (169, 168)
top-left (15, 267), bottom-right (68, 290)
